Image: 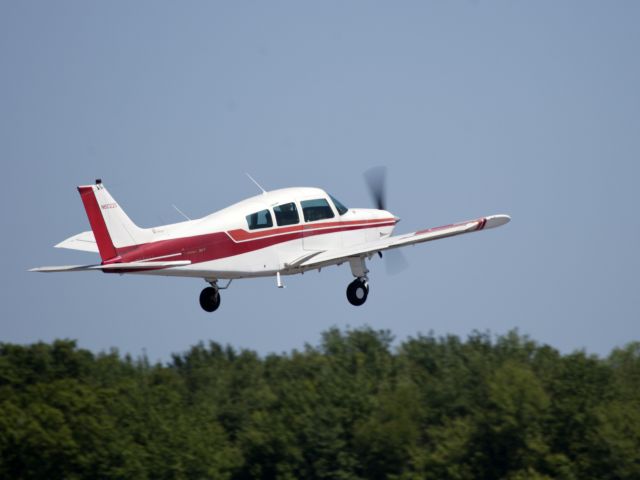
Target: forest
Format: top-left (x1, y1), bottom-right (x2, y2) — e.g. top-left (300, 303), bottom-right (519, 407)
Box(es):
top-left (1, 327), bottom-right (639, 480)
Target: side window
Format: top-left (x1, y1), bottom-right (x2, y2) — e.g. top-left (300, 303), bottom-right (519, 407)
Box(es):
top-left (273, 202), bottom-right (300, 226)
top-left (301, 198), bottom-right (335, 222)
top-left (246, 209), bottom-right (273, 230)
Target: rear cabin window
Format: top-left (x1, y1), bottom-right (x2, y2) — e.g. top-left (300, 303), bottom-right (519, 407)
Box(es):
top-left (246, 209), bottom-right (273, 230)
top-left (301, 198), bottom-right (335, 222)
top-left (273, 202), bottom-right (300, 226)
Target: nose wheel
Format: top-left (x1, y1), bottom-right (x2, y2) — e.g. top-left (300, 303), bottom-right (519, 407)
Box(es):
top-left (346, 278), bottom-right (369, 306)
top-left (199, 286), bottom-right (221, 312)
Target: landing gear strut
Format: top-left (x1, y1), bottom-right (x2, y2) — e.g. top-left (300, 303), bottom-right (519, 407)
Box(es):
top-left (346, 278), bottom-right (369, 306)
top-left (199, 286), bottom-right (221, 312)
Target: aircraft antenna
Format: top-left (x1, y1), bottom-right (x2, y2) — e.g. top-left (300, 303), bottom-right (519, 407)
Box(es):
top-left (245, 173), bottom-right (267, 194)
top-left (172, 204), bottom-right (191, 221)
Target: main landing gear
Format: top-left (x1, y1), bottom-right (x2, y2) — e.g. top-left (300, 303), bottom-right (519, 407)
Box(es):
top-left (199, 279), bottom-right (232, 313)
top-left (199, 286), bottom-right (221, 312)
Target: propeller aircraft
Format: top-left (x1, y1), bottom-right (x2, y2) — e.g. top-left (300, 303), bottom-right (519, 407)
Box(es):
top-left (31, 170), bottom-right (510, 312)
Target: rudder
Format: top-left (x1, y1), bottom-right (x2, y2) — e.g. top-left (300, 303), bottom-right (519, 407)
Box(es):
top-left (77, 180), bottom-right (149, 261)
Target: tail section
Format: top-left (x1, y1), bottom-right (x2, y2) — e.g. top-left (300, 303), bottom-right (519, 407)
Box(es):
top-left (77, 180), bottom-right (150, 261)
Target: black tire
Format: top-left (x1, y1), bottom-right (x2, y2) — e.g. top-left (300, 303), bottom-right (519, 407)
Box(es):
top-left (346, 279), bottom-right (369, 306)
top-left (199, 287), bottom-right (221, 312)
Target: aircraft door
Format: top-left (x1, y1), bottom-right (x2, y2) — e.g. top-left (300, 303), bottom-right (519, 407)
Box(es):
top-left (301, 197), bottom-right (338, 251)
top-left (271, 202), bottom-right (304, 266)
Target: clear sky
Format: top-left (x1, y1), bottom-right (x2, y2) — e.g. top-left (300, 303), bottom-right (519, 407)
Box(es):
top-left (2, 1), bottom-right (639, 361)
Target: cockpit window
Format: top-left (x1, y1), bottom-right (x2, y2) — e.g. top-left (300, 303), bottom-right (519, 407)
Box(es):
top-left (329, 195), bottom-right (348, 215)
top-left (301, 198), bottom-right (335, 222)
top-left (246, 209), bottom-right (273, 230)
top-left (273, 202), bottom-right (300, 226)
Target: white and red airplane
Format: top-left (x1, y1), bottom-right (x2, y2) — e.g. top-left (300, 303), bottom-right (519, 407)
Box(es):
top-left (31, 171), bottom-right (510, 312)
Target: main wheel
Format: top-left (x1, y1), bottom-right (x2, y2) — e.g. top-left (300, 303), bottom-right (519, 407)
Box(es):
top-left (346, 278), bottom-right (369, 306)
top-left (199, 287), bottom-right (221, 312)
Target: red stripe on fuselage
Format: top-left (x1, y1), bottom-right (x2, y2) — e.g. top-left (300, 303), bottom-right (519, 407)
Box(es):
top-left (113, 219), bottom-right (396, 266)
top-left (227, 217), bottom-right (395, 242)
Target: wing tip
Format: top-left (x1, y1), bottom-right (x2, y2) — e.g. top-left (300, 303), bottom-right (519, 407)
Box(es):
top-left (485, 214), bottom-right (511, 228)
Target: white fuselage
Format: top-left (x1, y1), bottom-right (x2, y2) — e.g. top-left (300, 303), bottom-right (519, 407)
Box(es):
top-left (114, 187), bottom-right (397, 280)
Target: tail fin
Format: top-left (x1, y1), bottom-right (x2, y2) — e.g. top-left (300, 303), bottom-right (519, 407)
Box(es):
top-left (77, 181), bottom-right (150, 261)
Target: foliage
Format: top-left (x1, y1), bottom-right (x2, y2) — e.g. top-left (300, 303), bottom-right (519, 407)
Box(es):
top-left (1, 331), bottom-right (639, 479)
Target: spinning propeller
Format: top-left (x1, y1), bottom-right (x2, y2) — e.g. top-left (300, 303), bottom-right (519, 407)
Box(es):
top-left (364, 167), bottom-right (409, 275)
top-left (364, 166), bottom-right (387, 211)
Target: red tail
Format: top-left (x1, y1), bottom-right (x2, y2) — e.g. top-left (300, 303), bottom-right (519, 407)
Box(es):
top-left (78, 186), bottom-right (118, 261)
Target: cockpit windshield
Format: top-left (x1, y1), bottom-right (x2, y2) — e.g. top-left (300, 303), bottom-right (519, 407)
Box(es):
top-left (329, 195), bottom-right (348, 215)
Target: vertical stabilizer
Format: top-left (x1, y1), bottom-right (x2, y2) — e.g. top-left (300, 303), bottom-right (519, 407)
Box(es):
top-left (77, 181), bottom-right (150, 261)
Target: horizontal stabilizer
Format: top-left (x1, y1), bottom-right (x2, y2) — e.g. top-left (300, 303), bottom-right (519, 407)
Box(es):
top-left (55, 230), bottom-right (99, 253)
top-left (30, 260), bottom-right (191, 273)
top-left (98, 261), bottom-right (191, 270)
top-left (29, 264), bottom-right (101, 272)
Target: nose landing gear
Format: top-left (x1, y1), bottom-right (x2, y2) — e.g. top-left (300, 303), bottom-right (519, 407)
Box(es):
top-left (346, 256), bottom-right (370, 306)
top-left (346, 278), bottom-right (369, 306)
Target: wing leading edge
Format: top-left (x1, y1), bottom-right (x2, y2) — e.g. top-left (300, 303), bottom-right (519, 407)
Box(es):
top-left (298, 214), bottom-right (510, 269)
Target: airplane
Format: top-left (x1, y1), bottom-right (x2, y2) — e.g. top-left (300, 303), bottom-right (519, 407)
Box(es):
top-left (31, 170), bottom-right (510, 312)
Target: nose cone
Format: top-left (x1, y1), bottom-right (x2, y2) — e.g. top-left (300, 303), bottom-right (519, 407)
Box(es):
top-left (381, 210), bottom-right (399, 224)
top-left (351, 208), bottom-right (399, 224)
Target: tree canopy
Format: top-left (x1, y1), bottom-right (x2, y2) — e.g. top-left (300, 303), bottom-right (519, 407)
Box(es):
top-left (1, 328), bottom-right (639, 479)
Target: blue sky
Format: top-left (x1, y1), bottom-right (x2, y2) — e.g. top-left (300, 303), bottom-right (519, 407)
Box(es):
top-left (2, 1), bottom-right (639, 361)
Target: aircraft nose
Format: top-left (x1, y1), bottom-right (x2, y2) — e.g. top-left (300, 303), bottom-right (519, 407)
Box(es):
top-left (384, 210), bottom-right (400, 223)
top-left (381, 209), bottom-right (398, 221)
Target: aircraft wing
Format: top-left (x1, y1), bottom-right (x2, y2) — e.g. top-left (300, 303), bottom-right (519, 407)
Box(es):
top-left (30, 260), bottom-right (191, 273)
top-left (298, 214), bottom-right (510, 269)
top-left (55, 230), bottom-right (99, 253)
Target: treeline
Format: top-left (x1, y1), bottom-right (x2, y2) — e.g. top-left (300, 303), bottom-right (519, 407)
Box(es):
top-left (1, 328), bottom-right (639, 480)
